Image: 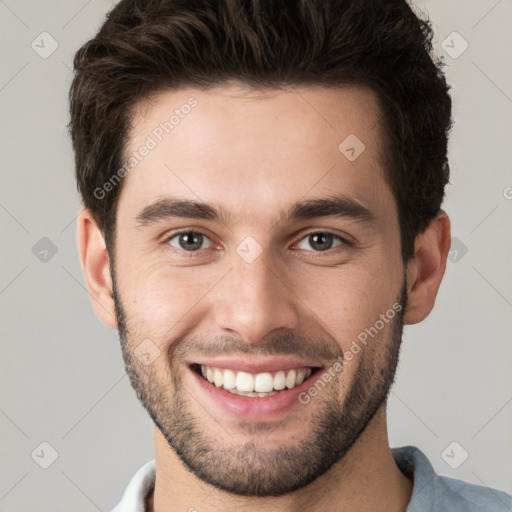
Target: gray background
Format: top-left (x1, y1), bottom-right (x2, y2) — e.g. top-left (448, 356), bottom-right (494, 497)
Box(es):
top-left (1, 0), bottom-right (511, 510)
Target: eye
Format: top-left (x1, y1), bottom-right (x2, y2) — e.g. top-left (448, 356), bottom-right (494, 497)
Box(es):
top-left (167, 231), bottom-right (212, 251)
top-left (295, 232), bottom-right (347, 252)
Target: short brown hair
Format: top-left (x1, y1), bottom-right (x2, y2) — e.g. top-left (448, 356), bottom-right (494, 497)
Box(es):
top-left (69, 0), bottom-right (452, 262)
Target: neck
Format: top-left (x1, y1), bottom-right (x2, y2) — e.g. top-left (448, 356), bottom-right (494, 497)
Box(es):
top-left (146, 406), bottom-right (413, 512)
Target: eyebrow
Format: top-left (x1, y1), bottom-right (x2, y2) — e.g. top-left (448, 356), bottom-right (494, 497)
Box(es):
top-left (135, 194), bottom-right (376, 228)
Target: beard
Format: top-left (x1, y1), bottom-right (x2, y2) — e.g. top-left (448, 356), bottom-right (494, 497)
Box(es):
top-left (112, 268), bottom-right (407, 497)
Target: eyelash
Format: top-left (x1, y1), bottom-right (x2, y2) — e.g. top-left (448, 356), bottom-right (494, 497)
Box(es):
top-left (163, 229), bottom-right (353, 257)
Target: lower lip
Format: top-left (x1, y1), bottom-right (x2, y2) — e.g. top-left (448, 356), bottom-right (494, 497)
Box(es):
top-left (188, 366), bottom-right (318, 419)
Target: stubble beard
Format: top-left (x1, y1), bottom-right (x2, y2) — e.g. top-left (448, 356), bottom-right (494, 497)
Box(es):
top-left (112, 269), bottom-right (407, 496)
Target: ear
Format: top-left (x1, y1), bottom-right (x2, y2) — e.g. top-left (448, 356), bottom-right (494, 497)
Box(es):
top-left (76, 208), bottom-right (118, 328)
top-left (403, 210), bottom-right (451, 325)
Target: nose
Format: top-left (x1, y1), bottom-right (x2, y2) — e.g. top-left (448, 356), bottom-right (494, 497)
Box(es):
top-left (212, 249), bottom-right (299, 344)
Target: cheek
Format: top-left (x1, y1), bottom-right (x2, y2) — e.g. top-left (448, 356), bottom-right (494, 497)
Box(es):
top-left (294, 260), bottom-right (401, 354)
top-left (118, 262), bottom-right (218, 346)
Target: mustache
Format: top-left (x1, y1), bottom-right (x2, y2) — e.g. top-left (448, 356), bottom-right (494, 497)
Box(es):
top-left (171, 331), bottom-right (344, 363)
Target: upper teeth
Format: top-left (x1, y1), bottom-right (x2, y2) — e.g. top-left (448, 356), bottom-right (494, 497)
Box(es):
top-left (200, 365), bottom-right (313, 395)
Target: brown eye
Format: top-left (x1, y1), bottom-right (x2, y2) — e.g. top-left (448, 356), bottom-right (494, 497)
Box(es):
top-left (167, 231), bottom-right (212, 251)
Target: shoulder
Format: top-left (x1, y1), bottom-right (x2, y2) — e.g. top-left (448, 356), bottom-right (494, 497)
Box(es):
top-left (392, 445), bottom-right (511, 512)
top-left (435, 474), bottom-right (512, 512)
top-left (110, 459), bottom-right (156, 512)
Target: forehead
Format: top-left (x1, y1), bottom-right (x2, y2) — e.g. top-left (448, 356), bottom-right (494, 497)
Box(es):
top-left (118, 82), bottom-right (395, 227)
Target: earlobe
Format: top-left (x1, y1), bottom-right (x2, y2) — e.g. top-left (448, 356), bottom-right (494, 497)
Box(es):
top-left (403, 210), bottom-right (451, 325)
top-left (76, 209), bottom-right (118, 329)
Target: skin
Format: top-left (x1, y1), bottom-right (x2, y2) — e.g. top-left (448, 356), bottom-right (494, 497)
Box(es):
top-left (77, 82), bottom-right (451, 512)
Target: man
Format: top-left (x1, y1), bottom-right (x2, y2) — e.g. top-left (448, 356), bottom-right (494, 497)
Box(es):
top-left (69, 0), bottom-right (511, 511)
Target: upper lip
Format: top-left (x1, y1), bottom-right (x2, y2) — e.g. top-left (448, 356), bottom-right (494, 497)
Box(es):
top-left (189, 357), bottom-right (323, 374)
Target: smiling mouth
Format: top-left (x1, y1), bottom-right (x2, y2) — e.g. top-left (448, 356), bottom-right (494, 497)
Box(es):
top-left (190, 363), bottom-right (321, 397)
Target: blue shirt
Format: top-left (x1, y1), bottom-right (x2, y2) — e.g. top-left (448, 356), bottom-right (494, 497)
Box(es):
top-left (110, 445), bottom-right (512, 511)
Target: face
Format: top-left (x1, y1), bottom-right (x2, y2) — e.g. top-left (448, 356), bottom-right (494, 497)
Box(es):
top-left (111, 82), bottom-right (407, 496)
